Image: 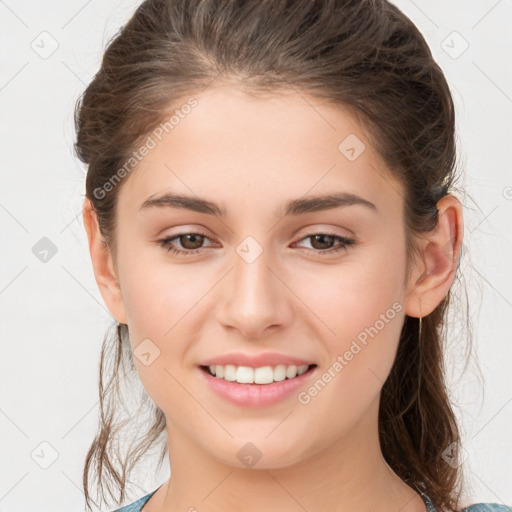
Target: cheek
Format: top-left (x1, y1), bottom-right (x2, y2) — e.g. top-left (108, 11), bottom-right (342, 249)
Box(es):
top-left (118, 256), bottom-right (200, 411)
top-left (116, 250), bottom-right (217, 400)
top-left (293, 247), bottom-right (406, 337)
top-left (292, 263), bottom-right (406, 438)
top-left (118, 245), bottom-right (207, 338)
top-left (292, 245), bottom-right (407, 387)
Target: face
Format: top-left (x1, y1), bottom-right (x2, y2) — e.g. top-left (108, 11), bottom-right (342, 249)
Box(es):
top-left (107, 86), bottom-right (414, 469)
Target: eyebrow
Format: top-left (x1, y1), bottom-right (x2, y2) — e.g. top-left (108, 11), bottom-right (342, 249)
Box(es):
top-left (139, 191), bottom-right (378, 218)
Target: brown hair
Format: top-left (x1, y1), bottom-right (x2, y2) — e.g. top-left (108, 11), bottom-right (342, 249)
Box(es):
top-left (74, 0), bottom-right (469, 510)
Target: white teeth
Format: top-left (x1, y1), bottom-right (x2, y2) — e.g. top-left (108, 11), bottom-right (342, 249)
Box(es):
top-left (206, 363), bottom-right (311, 384)
top-left (286, 365), bottom-right (297, 379)
top-left (224, 365), bottom-right (237, 381)
top-left (254, 366), bottom-right (276, 384)
top-left (297, 365), bottom-right (309, 376)
top-left (273, 365), bottom-right (287, 381)
top-left (236, 366), bottom-right (254, 383)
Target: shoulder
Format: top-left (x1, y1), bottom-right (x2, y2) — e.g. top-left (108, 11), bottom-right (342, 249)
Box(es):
top-left (461, 504), bottom-right (512, 512)
top-left (111, 489), bottom-right (157, 512)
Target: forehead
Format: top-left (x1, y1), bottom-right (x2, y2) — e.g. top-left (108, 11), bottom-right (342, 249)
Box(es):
top-left (117, 86), bottom-right (404, 219)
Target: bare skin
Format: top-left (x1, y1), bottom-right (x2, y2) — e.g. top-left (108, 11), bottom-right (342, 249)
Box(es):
top-left (83, 85), bottom-right (463, 512)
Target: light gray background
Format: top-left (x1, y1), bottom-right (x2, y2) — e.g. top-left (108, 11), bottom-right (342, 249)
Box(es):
top-left (0, 1), bottom-right (511, 511)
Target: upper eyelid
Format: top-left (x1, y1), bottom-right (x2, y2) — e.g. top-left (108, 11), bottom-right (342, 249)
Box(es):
top-left (160, 224), bottom-right (354, 241)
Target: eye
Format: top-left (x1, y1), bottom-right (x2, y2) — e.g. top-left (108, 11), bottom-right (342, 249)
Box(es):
top-left (292, 232), bottom-right (355, 256)
top-left (157, 231), bottom-right (355, 257)
top-left (157, 231), bottom-right (215, 255)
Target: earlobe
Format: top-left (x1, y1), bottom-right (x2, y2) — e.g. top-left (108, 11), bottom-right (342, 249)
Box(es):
top-left (82, 198), bottom-right (128, 324)
top-left (404, 195), bottom-right (464, 318)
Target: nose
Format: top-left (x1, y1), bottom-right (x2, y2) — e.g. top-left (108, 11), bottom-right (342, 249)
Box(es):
top-left (216, 245), bottom-right (293, 339)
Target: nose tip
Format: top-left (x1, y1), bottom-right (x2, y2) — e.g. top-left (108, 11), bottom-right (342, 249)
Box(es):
top-left (216, 254), bottom-right (292, 338)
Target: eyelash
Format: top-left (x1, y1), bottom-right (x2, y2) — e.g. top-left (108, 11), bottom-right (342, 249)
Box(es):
top-left (157, 231), bottom-right (355, 257)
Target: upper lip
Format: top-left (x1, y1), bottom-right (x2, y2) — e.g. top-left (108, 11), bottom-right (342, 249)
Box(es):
top-left (199, 352), bottom-right (315, 368)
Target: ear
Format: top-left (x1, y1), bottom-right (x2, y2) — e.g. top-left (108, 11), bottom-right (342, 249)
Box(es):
top-left (404, 194), bottom-right (464, 317)
top-left (82, 197), bottom-right (128, 324)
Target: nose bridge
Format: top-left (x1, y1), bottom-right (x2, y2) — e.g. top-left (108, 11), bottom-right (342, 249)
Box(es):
top-left (217, 235), bottom-right (289, 336)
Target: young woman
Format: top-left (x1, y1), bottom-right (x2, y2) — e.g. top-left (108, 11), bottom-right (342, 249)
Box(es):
top-left (75, 1), bottom-right (510, 511)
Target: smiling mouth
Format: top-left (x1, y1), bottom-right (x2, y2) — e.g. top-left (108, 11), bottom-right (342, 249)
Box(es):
top-left (199, 363), bottom-right (317, 385)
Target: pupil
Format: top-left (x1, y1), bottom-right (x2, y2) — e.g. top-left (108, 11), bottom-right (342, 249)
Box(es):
top-left (312, 234), bottom-right (333, 250)
top-left (182, 234), bottom-right (203, 249)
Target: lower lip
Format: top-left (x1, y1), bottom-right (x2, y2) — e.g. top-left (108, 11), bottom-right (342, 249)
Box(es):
top-left (199, 365), bottom-right (317, 407)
